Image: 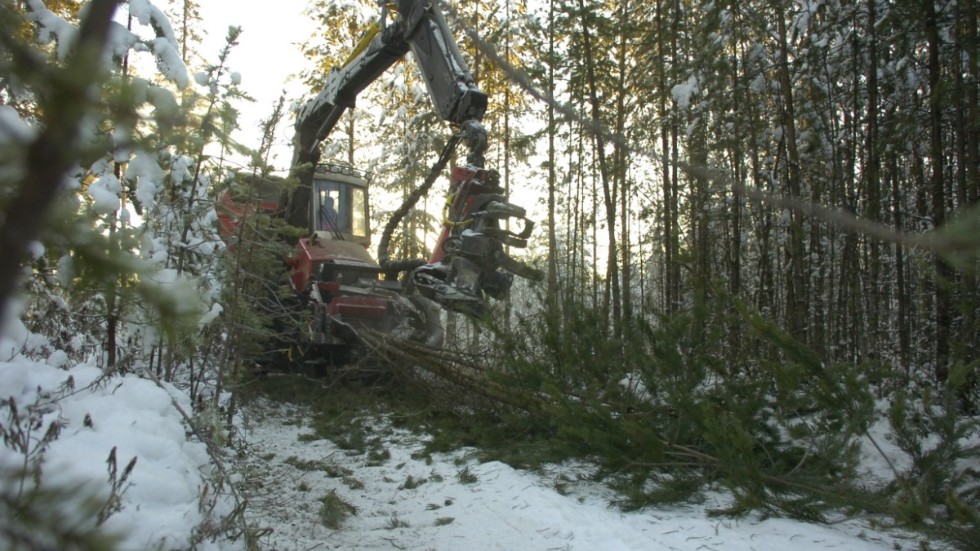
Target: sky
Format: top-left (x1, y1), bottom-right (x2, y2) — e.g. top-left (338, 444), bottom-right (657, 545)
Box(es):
top-left (196, 0), bottom-right (319, 171)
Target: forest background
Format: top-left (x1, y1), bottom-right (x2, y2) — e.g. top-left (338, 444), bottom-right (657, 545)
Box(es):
top-left (1, 0), bottom-right (979, 549)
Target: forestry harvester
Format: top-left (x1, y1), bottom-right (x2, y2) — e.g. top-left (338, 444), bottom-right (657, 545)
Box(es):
top-left (219, 0), bottom-right (540, 364)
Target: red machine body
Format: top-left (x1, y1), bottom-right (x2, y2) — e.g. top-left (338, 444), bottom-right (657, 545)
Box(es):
top-left (429, 166), bottom-right (496, 264)
top-left (220, 165), bottom-right (441, 359)
top-left (216, 0), bottom-right (539, 366)
top-left (216, 176), bottom-right (282, 246)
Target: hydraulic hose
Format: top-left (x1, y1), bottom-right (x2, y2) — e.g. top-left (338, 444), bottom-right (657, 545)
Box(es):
top-left (377, 133), bottom-right (462, 276)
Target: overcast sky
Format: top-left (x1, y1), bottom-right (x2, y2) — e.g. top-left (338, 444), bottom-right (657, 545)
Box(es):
top-left (197, 1), bottom-right (318, 170)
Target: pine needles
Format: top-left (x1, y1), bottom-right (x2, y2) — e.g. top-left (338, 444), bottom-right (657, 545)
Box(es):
top-left (334, 295), bottom-right (979, 548)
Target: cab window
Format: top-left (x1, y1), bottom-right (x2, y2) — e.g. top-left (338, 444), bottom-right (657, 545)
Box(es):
top-left (315, 181), bottom-right (368, 238)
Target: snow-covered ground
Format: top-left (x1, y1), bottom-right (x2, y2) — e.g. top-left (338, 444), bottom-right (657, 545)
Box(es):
top-left (0, 316), bottom-right (929, 551)
top-left (238, 399), bottom-right (921, 551)
top-left (0, 319), bottom-right (238, 550)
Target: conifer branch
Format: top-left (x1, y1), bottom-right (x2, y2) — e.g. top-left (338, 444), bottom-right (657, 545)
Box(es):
top-left (0, 0), bottom-right (122, 324)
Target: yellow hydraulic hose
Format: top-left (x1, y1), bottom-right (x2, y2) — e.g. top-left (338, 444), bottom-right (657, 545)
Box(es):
top-left (342, 1), bottom-right (398, 67)
top-left (342, 20), bottom-right (382, 66)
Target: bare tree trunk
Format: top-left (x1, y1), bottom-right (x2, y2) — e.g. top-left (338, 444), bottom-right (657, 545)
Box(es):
top-left (924, 0), bottom-right (952, 382)
top-left (576, 0), bottom-right (621, 332)
top-left (889, 155), bottom-right (911, 374)
top-left (615, 0), bottom-right (632, 322)
top-left (105, 15), bottom-right (132, 372)
top-left (546, 0), bottom-right (558, 312)
top-left (728, 40), bottom-right (745, 359)
top-left (864, 0), bottom-right (882, 360)
top-left (656, 0), bottom-right (679, 315)
top-left (775, 5), bottom-right (808, 343)
top-left (954, 0), bottom-right (979, 364)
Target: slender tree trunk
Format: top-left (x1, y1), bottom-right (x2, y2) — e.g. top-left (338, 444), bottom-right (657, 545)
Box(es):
top-left (577, 0), bottom-right (620, 332)
top-left (615, 0), bottom-right (632, 322)
top-left (182, 0), bottom-right (189, 62)
top-left (775, 5), bottom-right (808, 343)
top-left (104, 14), bottom-right (134, 372)
top-left (591, 160), bottom-right (599, 311)
top-left (954, 0), bottom-right (979, 364)
top-left (968, 0), bottom-right (979, 209)
top-left (568, 120), bottom-right (581, 307)
top-left (924, 0), bottom-right (952, 381)
top-left (546, 0), bottom-right (558, 312)
top-left (864, 0), bottom-right (882, 360)
top-left (656, 0), bottom-right (680, 315)
top-left (889, 155), bottom-right (911, 374)
top-left (729, 41), bottom-right (745, 359)
top-left (501, 0), bottom-right (513, 328)
top-left (657, 0), bottom-right (673, 314)
top-left (966, 0), bottom-right (979, 358)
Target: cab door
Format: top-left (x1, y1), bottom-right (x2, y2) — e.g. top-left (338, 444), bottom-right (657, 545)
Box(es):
top-left (311, 166), bottom-right (371, 247)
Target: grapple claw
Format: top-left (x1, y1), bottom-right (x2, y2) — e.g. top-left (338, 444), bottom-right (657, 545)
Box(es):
top-left (412, 164), bottom-right (539, 316)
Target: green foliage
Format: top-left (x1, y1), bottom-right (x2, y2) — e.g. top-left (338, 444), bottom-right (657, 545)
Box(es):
top-left (0, 388), bottom-right (130, 550)
top-left (213, 171), bottom-right (298, 373)
top-left (239, 291), bottom-right (976, 548)
top-left (886, 363), bottom-right (980, 543)
top-left (446, 293), bottom-right (980, 547)
top-left (385, 515), bottom-right (409, 529)
top-left (0, 470), bottom-right (122, 551)
top-left (471, 297), bottom-right (884, 519)
top-left (456, 466), bottom-right (478, 484)
top-left (317, 490), bottom-right (357, 530)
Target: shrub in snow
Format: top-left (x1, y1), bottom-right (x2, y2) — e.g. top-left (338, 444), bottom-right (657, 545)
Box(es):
top-left (0, 351), bottom-right (239, 550)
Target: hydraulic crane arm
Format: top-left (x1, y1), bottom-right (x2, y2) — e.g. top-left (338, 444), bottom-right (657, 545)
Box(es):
top-left (287, 0), bottom-right (542, 318)
top-left (287, 0), bottom-right (489, 229)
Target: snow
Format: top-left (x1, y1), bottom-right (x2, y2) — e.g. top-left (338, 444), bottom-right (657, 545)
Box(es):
top-left (0, 302), bottom-right (932, 551)
top-left (125, 150), bottom-right (165, 209)
top-left (0, 352), bottom-right (236, 550)
top-left (139, 268), bottom-right (205, 317)
top-left (671, 76), bottom-right (699, 110)
top-left (88, 172), bottom-right (122, 214)
top-left (0, 105), bottom-right (37, 144)
top-left (128, 0), bottom-right (176, 43)
top-left (237, 400), bottom-right (918, 551)
top-left (24, 0), bottom-right (188, 87)
top-left (150, 36), bottom-right (190, 90)
top-left (198, 303), bottom-right (223, 327)
top-left (146, 83), bottom-right (181, 121)
top-left (24, 0), bottom-right (78, 61)
top-left (106, 20), bottom-right (141, 61)
top-left (859, 408), bottom-right (912, 485)
top-left (26, 240), bottom-right (45, 260)
top-left (128, 0), bottom-right (185, 83)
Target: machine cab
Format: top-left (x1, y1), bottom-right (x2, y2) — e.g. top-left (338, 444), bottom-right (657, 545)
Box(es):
top-left (311, 164), bottom-right (371, 247)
